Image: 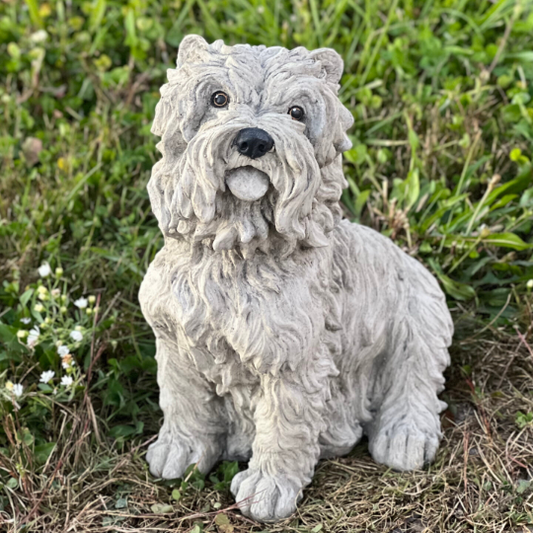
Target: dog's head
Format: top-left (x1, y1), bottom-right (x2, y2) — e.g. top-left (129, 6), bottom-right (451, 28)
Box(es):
top-left (149, 35), bottom-right (353, 255)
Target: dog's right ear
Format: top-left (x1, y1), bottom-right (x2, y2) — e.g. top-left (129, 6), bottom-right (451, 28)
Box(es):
top-left (177, 34), bottom-right (210, 66)
top-left (309, 48), bottom-right (344, 85)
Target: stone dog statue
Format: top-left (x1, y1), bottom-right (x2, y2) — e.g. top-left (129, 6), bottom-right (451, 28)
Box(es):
top-left (139, 35), bottom-right (453, 522)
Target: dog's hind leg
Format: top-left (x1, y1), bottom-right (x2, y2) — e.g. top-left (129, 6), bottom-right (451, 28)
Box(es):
top-left (146, 338), bottom-right (227, 479)
top-left (366, 305), bottom-right (452, 471)
top-left (230, 347), bottom-right (337, 522)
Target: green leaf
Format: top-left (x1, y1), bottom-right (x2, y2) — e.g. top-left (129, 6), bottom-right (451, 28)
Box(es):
top-left (483, 233), bottom-right (532, 251)
top-left (215, 514), bottom-right (230, 526)
top-left (19, 288), bottom-right (34, 307)
top-left (355, 189), bottom-right (371, 217)
top-left (192, 478), bottom-right (205, 490)
top-left (24, 0), bottom-right (43, 27)
top-left (34, 442), bottom-right (56, 464)
top-left (0, 323), bottom-right (16, 344)
top-left (21, 429), bottom-right (34, 447)
top-left (516, 480), bottom-right (531, 494)
top-left (434, 272), bottom-right (476, 301)
top-left (115, 497), bottom-right (128, 509)
top-left (408, 128), bottom-right (419, 152)
top-left (171, 489), bottom-right (181, 501)
top-left (124, 8), bottom-right (138, 48)
top-left (89, 0), bottom-right (107, 33)
top-left (109, 425), bottom-right (137, 438)
top-left (404, 168), bottom-right (420, 211)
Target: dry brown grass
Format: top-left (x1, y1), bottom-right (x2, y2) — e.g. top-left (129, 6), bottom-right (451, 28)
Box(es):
top-left (2, 327), bottom-right (532, 533)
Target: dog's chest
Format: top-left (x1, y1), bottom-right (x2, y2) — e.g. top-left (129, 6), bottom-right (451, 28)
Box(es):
top-left (172, 252), bottom-right (331, 374)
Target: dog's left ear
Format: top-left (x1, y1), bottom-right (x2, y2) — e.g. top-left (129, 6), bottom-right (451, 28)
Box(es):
top-left (309, 48), bottom-right (344, 85)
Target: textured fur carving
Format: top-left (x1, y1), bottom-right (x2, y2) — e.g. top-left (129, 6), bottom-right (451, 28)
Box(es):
top-left (139, 35), bottom-right (453, 522)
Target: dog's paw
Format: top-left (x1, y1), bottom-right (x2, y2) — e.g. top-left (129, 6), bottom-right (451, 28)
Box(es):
top-left (230, 468), bottom-right (302, 522)
top-left (369, 424), bottom-right (440, 471)
top-left (146, 434), bottom-right (220, 479)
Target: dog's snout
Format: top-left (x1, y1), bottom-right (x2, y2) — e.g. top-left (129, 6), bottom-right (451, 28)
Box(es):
top-left (234, 128), bottom-right (274, 159)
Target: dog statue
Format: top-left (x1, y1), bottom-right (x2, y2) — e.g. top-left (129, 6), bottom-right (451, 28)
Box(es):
top-left (139, 35), bottom-right (453, 522)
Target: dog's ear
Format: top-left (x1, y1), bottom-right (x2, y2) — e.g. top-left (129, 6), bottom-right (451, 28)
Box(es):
top-left (309, 48), bottom-right (344, 85)
top-left (177, 34), bottom-right (209, 66)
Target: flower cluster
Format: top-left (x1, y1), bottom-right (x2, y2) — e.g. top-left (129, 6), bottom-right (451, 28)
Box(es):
top-left (4, 261), bottom-right (98, 409)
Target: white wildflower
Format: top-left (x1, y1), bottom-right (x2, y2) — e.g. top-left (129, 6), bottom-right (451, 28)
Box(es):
top-left (62, 357), bottom-right (75, 369)
top-left (5, 381), bottom-right (13, 391)
top-left (40, 370), bottom-right (55, 384)
top-left (34, 303), bottom-right (45, 313)
top-left (30, 29), bottom-right (48, 43)
top-left (527, 279), bottom-right (533, 290)
top-left (12, 384), bottom-right (23, 397)
top-left (70, 330), bottom-right (83, 342)
top-left (21, 317), bottom-right (31, 325)
top-left (51, 288), bottom-right (61, 298)
top-left (74, 297), bottom-right (88, 309)
top-left (61, 376), bottom-right (73, 387)
top-left (38, 263), bottom-right (51, 277)
top-left (57, 345), bottom-right (69, 357)
top-left (27, 326), bottom-right (40, 348)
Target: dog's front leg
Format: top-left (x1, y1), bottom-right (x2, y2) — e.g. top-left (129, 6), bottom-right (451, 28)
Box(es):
top-left (231, 351), bottom-right (335, 522)
top-left (146, 337), bottom-right (226, 479)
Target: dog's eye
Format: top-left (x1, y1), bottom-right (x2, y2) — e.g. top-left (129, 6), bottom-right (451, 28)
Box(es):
top-left (212, 91), bottom-right (229, 107)
top-left (288, 106), bottom-right (304, 121)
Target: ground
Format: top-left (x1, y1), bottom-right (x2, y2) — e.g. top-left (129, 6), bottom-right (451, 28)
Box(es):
top-left (0, 1), bottom-right (532, 532)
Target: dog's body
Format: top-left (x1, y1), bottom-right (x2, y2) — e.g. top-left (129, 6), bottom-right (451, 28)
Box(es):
top-left (139, 36), bottom-right (453, 522)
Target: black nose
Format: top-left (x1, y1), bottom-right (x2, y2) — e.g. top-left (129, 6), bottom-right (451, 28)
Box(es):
top-left (233, 128), bottom-right (274, 159)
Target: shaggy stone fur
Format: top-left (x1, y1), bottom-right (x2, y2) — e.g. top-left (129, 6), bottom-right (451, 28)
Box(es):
top-left (139, 35), bottom-right (453, 522)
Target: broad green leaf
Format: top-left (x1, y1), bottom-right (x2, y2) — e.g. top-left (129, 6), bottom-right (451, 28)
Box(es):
top-left (215, 514), bottom-right (230, 526)
top-left (483, 233), bottom-right (532, 251)
top-left (109, 425), bottom-right (137, 438)
top-left (19, 288), bottom-right (34, 307)
top-left (434, 272), bottom-right (476, 301)
top-left (34, 442), bottom-right (56, 464)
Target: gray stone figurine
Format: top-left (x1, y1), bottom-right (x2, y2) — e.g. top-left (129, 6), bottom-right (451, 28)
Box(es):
top-left (139, 35), bottom-right (453, 522)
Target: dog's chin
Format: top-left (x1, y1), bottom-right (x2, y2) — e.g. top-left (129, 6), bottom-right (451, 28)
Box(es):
top-left (226, 166), bottom-right (270, 202)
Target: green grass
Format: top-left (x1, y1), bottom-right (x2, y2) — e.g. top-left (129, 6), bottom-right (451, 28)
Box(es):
top-left (1, 0), bottom-right (532, 531)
